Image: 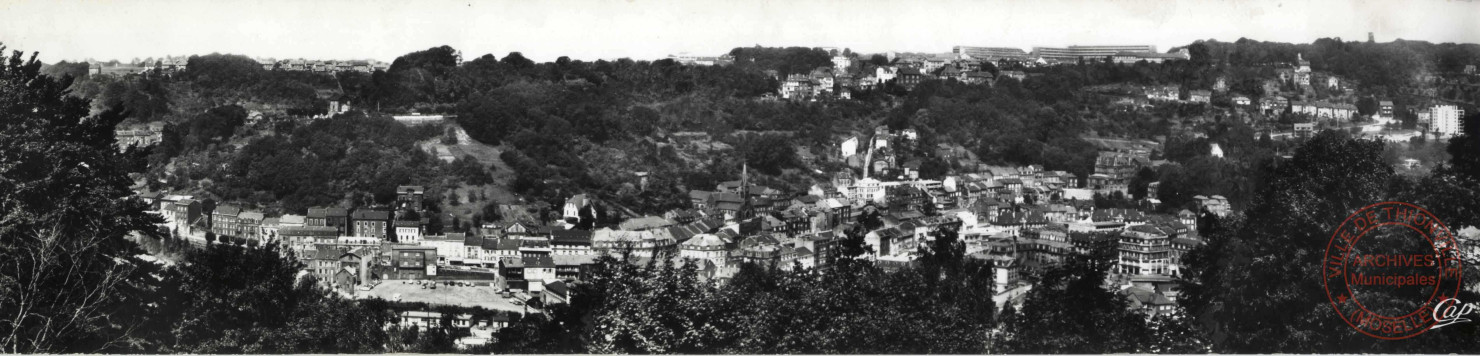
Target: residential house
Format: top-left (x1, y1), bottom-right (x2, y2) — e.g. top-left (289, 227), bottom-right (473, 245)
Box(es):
top-left (551, 229), bottom-right (594, 255)
top-left (1125, 286), bottom-right (1178, 316)
top-left (679, 233), bottom-right (728, 268)
top-left (523, 255), bottom-right (556, 293)
top-left (461, 234), bottom-right (487, 266)
top-left (397, 186), bottom-right (425, 212)
top-left (420, 234), bottom-right (465, 264)
top-left (562, 194), bottom-right (590, 221)
top-left (500, 257), bottom-right (526, 290)
top-left (1292, 53), bottom-right (1312, 86)
top-left (1188, 90), bottom-right (1212, 103)
top-left (351, 209), bottom-right (391, 239)
top-left (169, 199), bottom-right (201, 235)
top-left (386, 245), bottom-right (438, 280)
top-left (279, 226), bottom-right (339, 257)
top-left (211, 204), bottom-right (242, 238)
top-left (308, 207), bottom-right (350, 235)
top-left (395, 220), bottom-right (422, 243)
top-left (897, 67), bottom-right (925, 88)
top-left (237, 211), bottom-right (265, 240)
top-left (1294, 122), bottom-right (1316, 138)
top-left (592, 228), bottom-right (678, 258)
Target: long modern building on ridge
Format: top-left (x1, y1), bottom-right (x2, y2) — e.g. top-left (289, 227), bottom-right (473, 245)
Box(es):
top-left (1031, 45), bottom-right (1157, 62)
top-left (952, 46), bottom-right (1031, 61)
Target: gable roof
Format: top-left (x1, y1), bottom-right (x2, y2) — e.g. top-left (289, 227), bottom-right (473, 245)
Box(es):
top-left (214, 205), bottom-right (242, 216)
top-left (681, 233), bottom-right (727, 248)
top-left (500, 256), bottom-right (523, 268)
top-left (280, 214), bottom-right (306, 225)
top-left (551, 229), bottom-right (594, 245)
top-left (522, 255), bottom-right (555, 268)
top-left (461, 233), bottom-right (485, 248)
top-left (238, 211), bottom-right (265, 221)
top-left (351, 209), bottom-right (390, 220)
top-left (665, 218), bottom-right (722, 243)
top-left (1125, 286), bottom-right (1175, 306)
top-left (565, 194), bottom-right (588, 208)
top-left (520, 239), bottom-right (551, 249)
top-left (307, 208), bottom-right (329, 218)
top-left (544, 280), bottom-right (570, 298)
top-left (619, 216), bottom-right (676, 231)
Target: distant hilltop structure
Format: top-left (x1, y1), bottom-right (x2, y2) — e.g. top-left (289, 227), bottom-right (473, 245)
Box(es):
top-left (391, 113), bottom-right (452, 126)
top-left (82, 56), bottom-right (390, 76)
top-left (1030, 45), bottom-right (1186, 64)
top-left (949, 44), bottom-right (1189, 65)
top-left (952, 46), bottom-right (1030, 61)
top-left (666, 53), bottom-right (735, 66)
top-left (86, 56), bottom-right (189, 76)
top-left (256, 58), bottom-right (390, 73)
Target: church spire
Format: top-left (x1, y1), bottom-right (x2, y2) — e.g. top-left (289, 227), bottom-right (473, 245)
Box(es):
top-left (742, 162), bottom-right (748, 190)
top-left (741, 162), bottom-right (752, 219)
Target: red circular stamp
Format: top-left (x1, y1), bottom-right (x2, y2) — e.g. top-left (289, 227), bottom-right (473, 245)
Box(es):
top-left (1323, 201), bottom-right (1463, 340)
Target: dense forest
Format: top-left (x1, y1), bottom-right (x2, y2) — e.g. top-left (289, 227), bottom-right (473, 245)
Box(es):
top-left (53, 37), bottom-right (1480, 219)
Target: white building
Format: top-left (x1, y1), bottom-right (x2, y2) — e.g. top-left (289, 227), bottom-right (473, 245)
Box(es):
top-left (841, 137), bottom-right (859, 158)
top-left (679, 233), bottom-right (729, 268)
top-left (849, 178), bottom-right (885, 205)
top-left (832, 55), bottom-right (852, 70)
top-left (1432, 104), bottom-right (1467, 137)
top-left (875, 66), bottom-right (897, 84)
top-left (395, 221), bottom-right (422, 243)
top-left (420, 234), bottom-right (466, 264)
top-left (563, 194), bottom-right (589, 221)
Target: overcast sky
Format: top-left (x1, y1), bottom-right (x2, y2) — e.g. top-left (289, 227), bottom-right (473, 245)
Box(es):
top-left (1, 0), bottom-right (1476, 63)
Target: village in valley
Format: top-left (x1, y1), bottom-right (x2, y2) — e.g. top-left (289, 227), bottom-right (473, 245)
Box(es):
top-left (107, 31), bottom-right (1480, 350)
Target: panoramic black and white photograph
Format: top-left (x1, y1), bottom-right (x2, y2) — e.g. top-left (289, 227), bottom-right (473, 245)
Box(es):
top-left (2, 0), bottom-right (1480, 354)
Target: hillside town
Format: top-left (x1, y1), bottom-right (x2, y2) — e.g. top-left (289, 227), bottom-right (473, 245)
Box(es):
top-left (9, 1), bottom-right (1480, 353)
top-left (113, 39), bottom-right (1480, 349)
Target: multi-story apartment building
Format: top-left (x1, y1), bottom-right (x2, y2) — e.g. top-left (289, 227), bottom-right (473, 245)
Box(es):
top-left (395, 220), bottom-right (422, 243)
top-left (1117, 225), bottom-right (1173, 275)
top-left (387, 245), bottom-right (438, 280)
top-left (952, 46), bottom-right (1030, 61)
top-left (351, 209), bottom-right (391, 239)
top-left (212, 204), bottom-right (242, 237)
top-left (1432, 104), bottom-right (1467, 137)
top-left (169, 199), bottom-right (201, 234)
top-left (238, 211), bottom-right (265, 240)
top-left (1032, 45), bottom-right (1156, 62)
top-left (279, 226), bottom-right (340, 258)
top-left (551, 229), bottom-right (593, 255)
